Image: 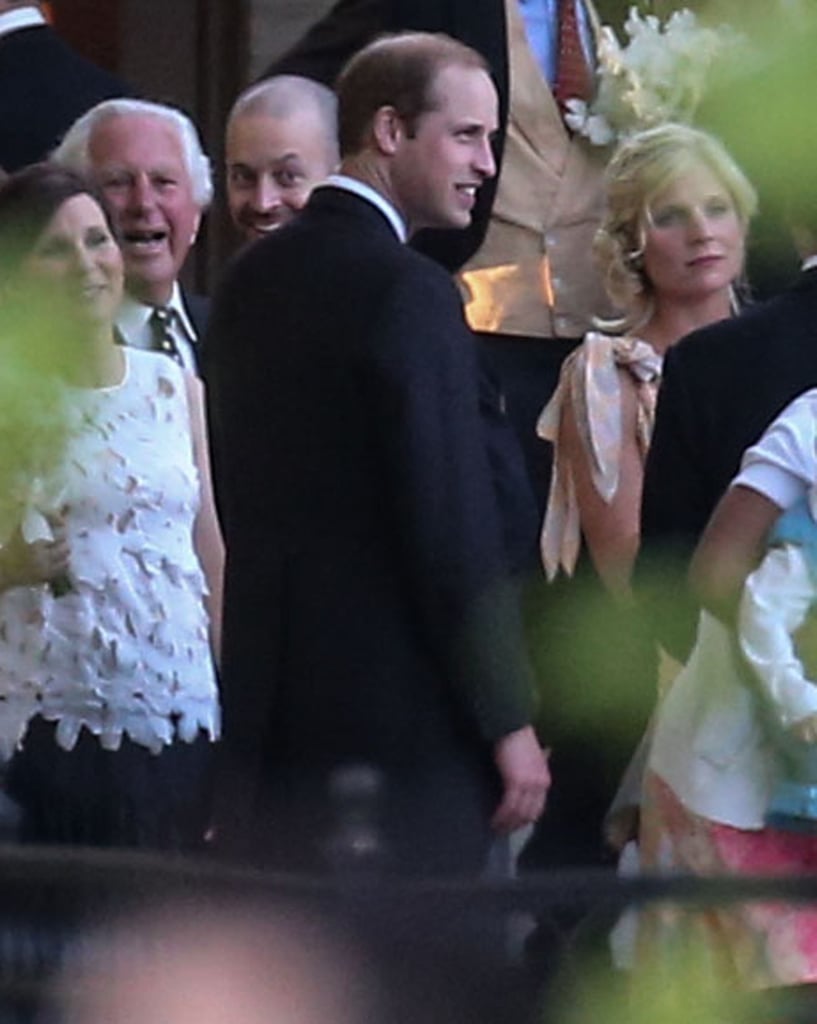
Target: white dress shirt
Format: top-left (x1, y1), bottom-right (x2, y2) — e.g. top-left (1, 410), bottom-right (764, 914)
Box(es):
top-left (0, 6), bottom-right (46, 40)
top-left (115, 282), bottom-right (198, 374)
top-left (517, 0), bottom-right (594, 84)
top-left (324, 174), bottom-right (408, 242)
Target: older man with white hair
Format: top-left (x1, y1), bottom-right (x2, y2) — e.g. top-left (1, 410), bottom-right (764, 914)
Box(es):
top-left (54, 98), bottom-right (212, 374)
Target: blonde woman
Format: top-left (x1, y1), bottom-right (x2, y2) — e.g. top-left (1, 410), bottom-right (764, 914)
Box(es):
top-left (528, 125), bottom-right (756, 867)
top-left (539, 123), bottom-right (756, 600)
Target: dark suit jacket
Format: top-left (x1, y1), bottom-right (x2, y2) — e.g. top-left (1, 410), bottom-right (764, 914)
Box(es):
top-left (265, 0), bottom-right (509, 273)
top-left (0, 25), bottom-right (131, 173)
top-left (181, 288), bottom-right (210, 377)
top-left (639, 267), bottom-right (817, 658)
top-left (206, 186), bottom-right (536, 873)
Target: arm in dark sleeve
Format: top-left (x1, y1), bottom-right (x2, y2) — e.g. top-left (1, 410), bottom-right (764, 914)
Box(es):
top-left (637, 344), bottom-right (711, 660)
top-left (203, 255), bottom-right (292, 844)
top-left (261, 0), bottom-right (384, 85)
top-left (201, 274), bottom-right (240, 538)
top-left (477, 363), bottom-right (539, 575)
top-left (367, 263), bottom-right (536, 741)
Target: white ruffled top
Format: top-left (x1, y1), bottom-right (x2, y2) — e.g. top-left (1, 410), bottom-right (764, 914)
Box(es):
top-left (0, 349), bottom-right (220, 759)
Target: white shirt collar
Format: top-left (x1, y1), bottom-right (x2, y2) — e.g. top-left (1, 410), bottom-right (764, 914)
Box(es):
top-left (325, 174), bottom-right (408, 243)
top-left (0, 7), bottom-right (47, 40)
top-left (116, 281), bottom-right (197, 349)
top-left (802, 255), bottom-right (817, 272)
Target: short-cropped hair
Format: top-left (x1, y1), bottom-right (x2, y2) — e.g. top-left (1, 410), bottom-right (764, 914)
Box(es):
top-left (336, 31), bottom-right (490, 158)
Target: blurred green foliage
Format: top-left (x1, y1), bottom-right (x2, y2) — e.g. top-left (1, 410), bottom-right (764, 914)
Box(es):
top-left (0, 296), bottom-right (86, 541)
top-left (596, 0), bottom-right (810, 36)
top-left (550, 939), bottom-right (757, 1024)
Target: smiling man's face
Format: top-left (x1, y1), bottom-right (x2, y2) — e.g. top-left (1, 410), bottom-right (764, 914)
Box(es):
top-left (388, 63), bottom-right (498, 236)
top-left (88, 113), bottom-right (201, 305)
top-left (226, 106), bottom-right (336, 241)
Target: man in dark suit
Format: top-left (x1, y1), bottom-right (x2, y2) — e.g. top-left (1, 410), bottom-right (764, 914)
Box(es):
top-left (207, 31), bottom-right (550, 875)
top-left (0, 1), bottom-right (131, 173)
top-left (266, 0), bottom-right (615, 514)
top-left (53, 99), bottom-right (211, 376)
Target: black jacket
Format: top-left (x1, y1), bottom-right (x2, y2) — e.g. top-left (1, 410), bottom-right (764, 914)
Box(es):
top-left (206, 186), bottom-right (537, 872)
top-left (0, 24), bottom-right (131, 172)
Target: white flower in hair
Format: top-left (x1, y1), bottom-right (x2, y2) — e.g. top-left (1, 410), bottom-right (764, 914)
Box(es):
top-left (568, 7), bottom-right (744, 146)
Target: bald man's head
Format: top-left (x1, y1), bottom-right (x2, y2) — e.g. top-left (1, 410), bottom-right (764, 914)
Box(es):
top-left (226, 75), bottom-right (339, 240)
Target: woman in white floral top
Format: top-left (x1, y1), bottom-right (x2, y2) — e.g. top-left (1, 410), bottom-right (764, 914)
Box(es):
top-left (0, 164), bottom-right (223, 851)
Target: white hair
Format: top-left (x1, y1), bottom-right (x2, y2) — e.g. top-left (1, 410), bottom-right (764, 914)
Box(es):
top-left (53, 98), bottom-right (213, 208)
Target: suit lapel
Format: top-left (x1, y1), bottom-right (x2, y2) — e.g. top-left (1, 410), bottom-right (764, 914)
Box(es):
top-left (181, 289), bottom-right (210, 339)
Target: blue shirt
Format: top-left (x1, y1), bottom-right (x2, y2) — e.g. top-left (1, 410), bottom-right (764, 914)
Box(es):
top-left (517, 0), bottom-right (594, 86)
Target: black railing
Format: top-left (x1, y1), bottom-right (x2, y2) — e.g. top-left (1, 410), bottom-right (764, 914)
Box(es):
top-left (0, 844), bottom-right (816, 1024)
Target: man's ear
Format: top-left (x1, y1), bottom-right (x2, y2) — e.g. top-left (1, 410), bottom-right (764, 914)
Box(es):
top-left (188, 211), bottom-right (202, 249)
top-left (371, 106), bottom-right (404, 156)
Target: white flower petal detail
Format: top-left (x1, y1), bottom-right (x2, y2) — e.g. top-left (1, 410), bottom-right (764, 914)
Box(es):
top-left (0, 350), bottom-right (219, 755)
top-left (580, 6), bottom-right (747, 146)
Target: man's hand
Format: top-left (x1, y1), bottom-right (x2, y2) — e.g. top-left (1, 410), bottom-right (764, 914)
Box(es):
top-left (491, 725), bottom-right (550, 834)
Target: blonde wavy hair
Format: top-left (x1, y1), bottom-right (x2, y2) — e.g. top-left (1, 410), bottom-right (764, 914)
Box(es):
top-left (593, 123), bottom-right (757, 332)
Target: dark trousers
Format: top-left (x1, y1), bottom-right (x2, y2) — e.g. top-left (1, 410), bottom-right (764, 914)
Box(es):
top-left (6, 715), bottom-right (214, 852)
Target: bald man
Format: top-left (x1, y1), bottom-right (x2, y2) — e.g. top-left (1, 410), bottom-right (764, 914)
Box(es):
top-left (225, 75), bottom-right (339, 241)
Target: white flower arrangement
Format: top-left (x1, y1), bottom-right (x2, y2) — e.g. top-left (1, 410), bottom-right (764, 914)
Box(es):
top-left (565, 6), bottom-right (743, 146)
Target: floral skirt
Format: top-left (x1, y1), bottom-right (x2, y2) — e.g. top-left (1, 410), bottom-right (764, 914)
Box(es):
top-left (638, 771), bottom-right (817, 988)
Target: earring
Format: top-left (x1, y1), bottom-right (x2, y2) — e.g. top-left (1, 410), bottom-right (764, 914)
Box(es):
top-left (626, 249), bottom-right (644, 271)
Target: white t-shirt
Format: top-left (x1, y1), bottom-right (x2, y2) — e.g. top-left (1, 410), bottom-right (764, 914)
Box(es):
top-left (734, 387), bottom-right (817, 508)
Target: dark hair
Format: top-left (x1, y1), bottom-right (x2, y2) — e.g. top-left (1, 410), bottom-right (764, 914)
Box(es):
top-left (0, 162), bottom-right (116, 280)
top-left (336, 31), bottom-right (489, 157)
